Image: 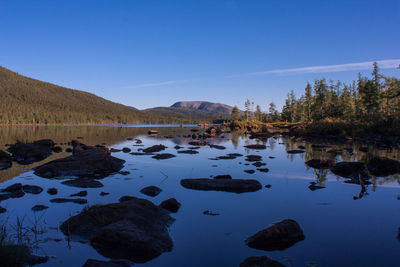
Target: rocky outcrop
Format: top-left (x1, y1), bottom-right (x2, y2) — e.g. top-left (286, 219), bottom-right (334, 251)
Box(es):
top-left (7, 139), bottom-right (55, 164)
top-left (180, 178), bottom-right (262, 193)
top-left (60, 196), bottom-right (174, 263)
top-left (34, 149), bottom-right (125, 178)
top-left (367, 157), bottom-right (400, 177)
top-left (142, 145), bottom-right (167, 153)
top-left (245, 219), bottom-right (305, 251)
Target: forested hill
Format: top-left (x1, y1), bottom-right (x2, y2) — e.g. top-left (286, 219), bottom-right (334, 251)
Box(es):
top-left (0, 66), bottom-right (160, 124)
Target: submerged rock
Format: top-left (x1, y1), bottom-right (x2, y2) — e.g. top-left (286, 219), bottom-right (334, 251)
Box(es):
top-left (22, 185), bottom-right (43, 194)
top-left (60, 196), bottom-right (174, 263)
top-left (188, 141), bottom-right (207, 146)
top-left (142, 145), bottom-right (167, 153)
top-left (246, 155), bottom-right (262, 162)
top-left (244, 144), bottom-right (267, 150)
top-left (180, 178), bottom-right (262, 193)
top-left (159, 198), bottom-right (181, 213)
top-left (152, 153), bottom-right (176, 160)
top-left (305, 159), bottom-right (336, 169)
top-left (122, 147), bottom-right (131, 153)
top-left (7, 139), bottom-right (55, 164)
top-left (0, 206), bottom-right (7, 213)
top-left (213, 174), bottom-right (232, 179)
top-left (257, 168), bottom-right (269, 173)
top-left (34, 149), bottom-right (125, 178)
top-left (209, 144), bottom-right (226, 150)
top-left (140, 186), bottom-right (162, 197)
top-left (239, 256), bottom-right (285, 267)
top-left (62, 177), bottom-right (104, 188)
top-left (253, 162), bottom-right (266, 167)
top-left (367, 157), bottom-right (400, 177)
top-left (244, 170), bottom-right (255, 174)
top-left (178, 150), bottom-right (199, 154)
top-left (245, 219), bottom-right (305, 251)
top-left (70, 190), bottom-right (88, 197)
top-left (31, 204), bottom-right (49, 211)
top-left (0, 150), bottom-right (12, 170)
top-left (50, 198), bottom-right (88, 204)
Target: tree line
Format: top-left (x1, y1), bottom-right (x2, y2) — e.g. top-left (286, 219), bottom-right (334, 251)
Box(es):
top-left (231, 62), bottom-right (400, 125)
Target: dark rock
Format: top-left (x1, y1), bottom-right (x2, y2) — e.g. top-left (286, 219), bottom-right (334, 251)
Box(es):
top-left (31, 204), bottom-right (49, 211)
top-left (34, 149), bottom-right (125, 178)
top-left (62, 177), bottom-right (104, 188)
top-left (330, 162), bottom-right (365, 178)
top-left (159, 198), bottom-right (181, 213)
top-left (287, 150), bottom-right (305, 154)
top-left (130, 152), bottom-right (154, 156)
top-left (178, 150), bottom-right (199, 154)
top-left (47, 187), bottom-right (58, 195)
top-left (308, 182), bottom-right (325, 191)
top-left (253, 162), bottom-right (266, 167)
top-left (180, 178), bottom-right (262, 193)
top-left (10, 190), bottom-right (25, 198)
top-left (209, 144), bottom-right (226, 150)
top-left (118, 171), bottom-right (130, 175)
top-left (367, 157), bottom-right (400, 177)
top-left (152, 153), bottom-right (176, 160)
top-left (269, 156), bottom-right (275, 159)
top-left (244, 170), bottom-right (255, 174)
top-left (217, 155), bottom-right (236, 160)
top-left (2, 183), bottom-right (22, 193)
top-left (0, 150), bottom-right (12, 170)
top-left (100, 192), bottom-right (110, 196)
top-left (244, 144), bottom-right (267, 149)
top-left (257, 168), bottom-right (269, 173)
top-left (174, 145), bottom-right (182, 149)
top-left (22, 185), bottom-right (43, 194)
top-left (246, 155), bottom-right (262, 162)
top-left (122, 147), bottom-right (131, 153)
top-left (239, 256), bottom-right (285, 267)
top-left (70, 190), bottom-right (88, 197)
top-left (142, 145), bottom-right (167, 153)
top-left (265, 184), bottom-right (272, 188)
top-left (110, 148), bottom-right (122, 153)
top-left (140, 186), bottom-right (162, 197)
top-left (227, 153), bottom-right (243, 157)
top-left (0, 193), bottom-right (11, 201)
top-left (71, 140), bottom-right (110, 155)
top-left (0, 206), bottom-right (6, 213)
top-left (203, 210), bottom-right (219, 216)
top-left (60, 196), bottom-right (174, 263)
top-left (82, 259), bottom-right (131, 267)
top-left (213, 174), bottom-right (232, 179)
top-left (118, 195), bottom-right (136, 203)
top-left (7, 139), bottom-right (55, 164)
top-left (305, 159), bottom-right (336, 169)
top-left (245, 219), bottom-right (305, 251)
top-left (52, 146), bottom-right (63, 153)
top-left (50, 198), bottom-right (88, 204)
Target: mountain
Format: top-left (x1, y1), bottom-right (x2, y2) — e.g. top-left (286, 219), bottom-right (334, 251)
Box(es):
top-left (0, 66), bottom-right (161, 124)
top-left (171, 101), bottom-right (233, 115)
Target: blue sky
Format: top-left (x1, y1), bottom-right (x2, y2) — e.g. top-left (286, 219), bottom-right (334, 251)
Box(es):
top-left (1, 0), bottom-right (399, 110)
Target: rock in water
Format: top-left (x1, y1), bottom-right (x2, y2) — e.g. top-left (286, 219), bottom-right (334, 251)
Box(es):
top-left (140, 186), bottom-right (162, 197)
top-left (34, 149), bottom-right (125, 178)
top-left (245, 219), bottom-right (305, 251)
top-left (330, 162), bottom-right (365, 178)
top-left (239, 256), bottom-right (286, 267)
top-left (59, 196), bottom-right (174, 263)
top-left (159, 198), bottom-right (181, 213)
top-left (0, 150), bottom-right (12, 170)
top-left (305, 159), bottom-right (335, 169)
top-left (7, 139), bottom-right (55, 164)
top-left (367, 157), bottom-right (400, 177)
top-left (180, 178), bottom-right (262, 193)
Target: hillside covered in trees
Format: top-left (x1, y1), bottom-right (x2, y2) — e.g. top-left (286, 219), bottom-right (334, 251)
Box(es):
top-left (232, 63), bottom-right (400, 136)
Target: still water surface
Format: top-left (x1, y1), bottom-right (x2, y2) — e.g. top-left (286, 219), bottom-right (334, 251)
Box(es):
top-left (0, 125), bottom-right (399, 267)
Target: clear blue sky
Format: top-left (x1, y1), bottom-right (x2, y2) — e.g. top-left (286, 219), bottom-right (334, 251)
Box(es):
top-left (1, 0), bottom-right (399, 110)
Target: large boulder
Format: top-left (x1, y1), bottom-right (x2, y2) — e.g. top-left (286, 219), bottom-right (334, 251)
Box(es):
top-left (7, 139), bottom-right (55, 164)
top-left (0, 150), bottom-right (12, 170)
top-left (60, 196), bottom-right (174, 263)
top-left (330, 162), bottom-right (365, 178)
top-left (180, 178), bottom-right (262, 193)
top-left (367, 157), bottom-right (400, 177)
top-left (245, 219), bottom-right (305, 251)
top-left (34, 149), bottom-right (125, 178)
top-left (239, 256), bottom-right (286, 267)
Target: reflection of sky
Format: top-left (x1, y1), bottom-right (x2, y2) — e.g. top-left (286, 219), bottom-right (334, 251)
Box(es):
top-left (0, 127), bottom-right (399, 266)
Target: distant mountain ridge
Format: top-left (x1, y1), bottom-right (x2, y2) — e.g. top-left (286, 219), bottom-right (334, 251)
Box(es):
top-left (171, 101), bottom-right (233, 115)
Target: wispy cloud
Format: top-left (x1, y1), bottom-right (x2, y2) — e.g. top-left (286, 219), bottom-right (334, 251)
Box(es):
top-left (122, 80), bottom-right (186, 89)
top-left (226, 59), bottom-right (400, 78)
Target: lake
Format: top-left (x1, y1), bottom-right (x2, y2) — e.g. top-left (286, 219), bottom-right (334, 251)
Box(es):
top-left (0, 125), bottom-right (399, 267)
